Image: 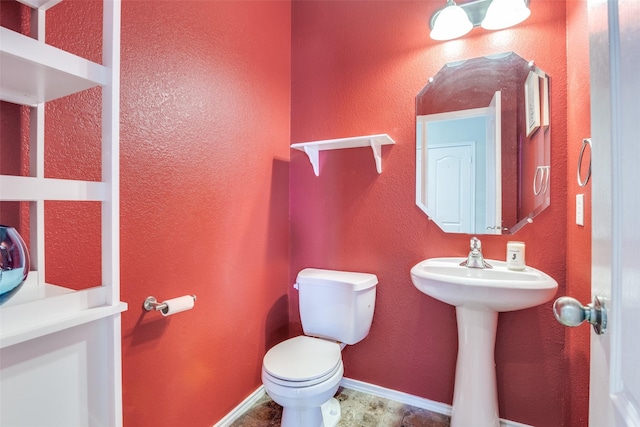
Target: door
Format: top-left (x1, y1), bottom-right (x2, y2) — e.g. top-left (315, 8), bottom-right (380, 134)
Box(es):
top-left (427, 143), bottom-right (475, 233)
top-left (589, 0), bottom-right (640, 425)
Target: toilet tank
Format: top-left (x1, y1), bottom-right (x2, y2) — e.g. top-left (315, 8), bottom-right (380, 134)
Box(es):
top-left (296, 268), bottom-right (377, 345)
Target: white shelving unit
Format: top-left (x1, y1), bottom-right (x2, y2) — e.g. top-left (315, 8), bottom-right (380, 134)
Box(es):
top-left (0, 1), bottom-right (126, 425)
top-left (291, 134), bottom-right (395, 176)
top-left (0, 0), bottom-right (126, 348)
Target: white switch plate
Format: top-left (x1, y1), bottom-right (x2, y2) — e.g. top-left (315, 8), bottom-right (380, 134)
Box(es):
top-left (576, 194), bottom-right (584, 226)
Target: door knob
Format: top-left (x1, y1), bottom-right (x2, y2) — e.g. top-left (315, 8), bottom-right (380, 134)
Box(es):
top-left (553, 295), bottom-right (607, 335)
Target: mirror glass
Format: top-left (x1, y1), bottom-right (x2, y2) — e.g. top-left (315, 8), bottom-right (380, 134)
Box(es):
top-left (416, 52), bottom-right (550, 235)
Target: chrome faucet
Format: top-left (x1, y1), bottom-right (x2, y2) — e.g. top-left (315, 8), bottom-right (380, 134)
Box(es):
top-left (460, 237), bottom-right (492, 269)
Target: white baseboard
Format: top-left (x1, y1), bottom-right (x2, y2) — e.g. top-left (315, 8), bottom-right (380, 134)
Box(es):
top-left (213, 378), bottom-right (533, 427)
top-left (340, 378), bottom-right (533, 427)
top-left (213, 385), bottom-right (266, 427)
top-left (339, 377), bottom-right (452, 416)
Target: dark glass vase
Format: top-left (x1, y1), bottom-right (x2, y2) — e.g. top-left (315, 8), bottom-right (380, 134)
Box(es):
top-left (0, 225), bottom-right (30, 305)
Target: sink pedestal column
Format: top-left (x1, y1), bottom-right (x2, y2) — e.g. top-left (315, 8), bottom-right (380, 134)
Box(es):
top-left (451, 306), bottom-right (500, 427)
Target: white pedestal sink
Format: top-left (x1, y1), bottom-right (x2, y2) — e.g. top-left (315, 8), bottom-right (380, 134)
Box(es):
top-left (410, 257), bottom-right (558, 427)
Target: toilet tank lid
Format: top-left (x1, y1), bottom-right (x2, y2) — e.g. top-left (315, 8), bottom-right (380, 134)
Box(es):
top-left (296, 268), bottom-right (378, 291)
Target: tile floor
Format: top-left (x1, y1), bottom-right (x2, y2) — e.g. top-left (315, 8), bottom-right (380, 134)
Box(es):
top-left (230, 387), bottom-right (450, 427)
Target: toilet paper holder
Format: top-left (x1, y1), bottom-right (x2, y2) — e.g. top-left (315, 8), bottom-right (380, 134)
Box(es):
top-left (143, 295), bottom-right (197, 313)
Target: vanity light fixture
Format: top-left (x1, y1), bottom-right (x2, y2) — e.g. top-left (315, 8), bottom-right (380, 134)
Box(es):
top-left (430, 0), bottom-right (531, 41)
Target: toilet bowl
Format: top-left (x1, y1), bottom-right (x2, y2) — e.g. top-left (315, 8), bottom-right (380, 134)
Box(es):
top-left (262, 336), bottom-right (344, 427)
top-left (261, 268), bottom-right (378, 427)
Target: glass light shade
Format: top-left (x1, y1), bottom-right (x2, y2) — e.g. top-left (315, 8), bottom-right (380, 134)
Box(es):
top-left (0, 225), bottom-right (30, 305)
top-left (481, 0), bottom-right (531, 30)
top-left (430, 3), bottom-right (473, 41)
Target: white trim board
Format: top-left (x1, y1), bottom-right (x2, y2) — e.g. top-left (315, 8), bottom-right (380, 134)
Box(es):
top-left (213, 378), bottom-right (533, 427)
top-left (341, 378), bottom-right (533, 427)
top-left (340, 377), bottom-right (451, 416)
top-left (213, 386), bottom-right (267, 427)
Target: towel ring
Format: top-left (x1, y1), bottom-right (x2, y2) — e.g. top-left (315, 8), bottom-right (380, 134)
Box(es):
top-left (577, 138), bottom-right (592, 187)
top-left (533, 166), bottom-right (550, 196)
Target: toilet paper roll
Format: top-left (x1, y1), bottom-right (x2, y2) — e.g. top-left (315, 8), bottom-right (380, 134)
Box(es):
top-left (161, 295), bottom-right (195, 316)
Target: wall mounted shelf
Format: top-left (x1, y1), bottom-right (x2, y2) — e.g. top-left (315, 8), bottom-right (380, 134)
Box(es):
top-left (16, 0), bottom-right (62, 9)
top-left (291, 134), bottom-right (395, 176)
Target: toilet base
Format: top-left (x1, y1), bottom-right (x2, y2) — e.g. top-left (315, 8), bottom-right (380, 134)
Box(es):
top-left (321, 398), bottom-right (341, 427)
top-left (281, 397), bottom-right (341, 427)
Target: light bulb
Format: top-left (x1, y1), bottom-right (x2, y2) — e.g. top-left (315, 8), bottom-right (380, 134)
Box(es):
top-left (430, 1), bottom-right (473, 41)
top-left (482, 0), bottom-right (531, 31)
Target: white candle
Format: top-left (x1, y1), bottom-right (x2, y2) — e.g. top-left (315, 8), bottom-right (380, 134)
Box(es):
top-left (507, 241), bottom-right (526, 270)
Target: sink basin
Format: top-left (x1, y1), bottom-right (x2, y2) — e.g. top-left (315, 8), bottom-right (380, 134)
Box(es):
top-left (410, 257), bottom-right (558, 427)
top-left (410, 257), bottom-right (558, 312)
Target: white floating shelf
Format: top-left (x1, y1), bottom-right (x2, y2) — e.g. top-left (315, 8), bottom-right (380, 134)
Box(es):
top-left (291, 134), bottom-right (395, 176)
top-left (15, 0), bottom-right (62, 10)
top-left (0, 27), bottom-right (108, 106)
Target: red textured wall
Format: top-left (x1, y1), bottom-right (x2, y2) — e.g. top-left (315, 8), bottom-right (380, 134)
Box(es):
top-left (116, 1), bottom-right (292, 425)
top-left (290, 1), bottom-right (572, 425)
top-left (565, 0), bottom-right (592, 424)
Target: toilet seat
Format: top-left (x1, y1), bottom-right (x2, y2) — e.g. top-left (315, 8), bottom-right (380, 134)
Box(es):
top-left (263, 336), bottom-right (342, 387)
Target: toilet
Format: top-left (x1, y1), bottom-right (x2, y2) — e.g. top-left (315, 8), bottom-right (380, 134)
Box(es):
top-left (261, 268), bottom-right (378, 427)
